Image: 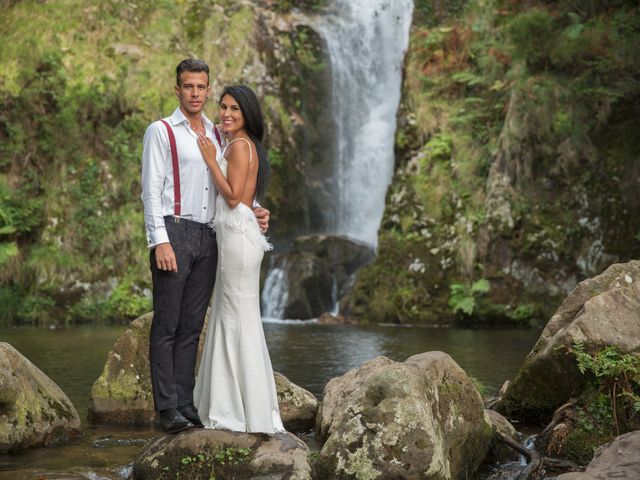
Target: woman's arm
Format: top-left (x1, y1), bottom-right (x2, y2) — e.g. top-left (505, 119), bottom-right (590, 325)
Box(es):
top-left (197, 134), bottom-right (250, 209)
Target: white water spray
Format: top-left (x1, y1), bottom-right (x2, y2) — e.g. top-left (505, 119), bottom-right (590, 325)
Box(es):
top-left (315, 0), bottom-right (414, 246)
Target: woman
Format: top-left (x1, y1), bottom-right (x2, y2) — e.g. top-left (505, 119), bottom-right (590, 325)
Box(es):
top-left (193, 85), bottom-right (285, 434)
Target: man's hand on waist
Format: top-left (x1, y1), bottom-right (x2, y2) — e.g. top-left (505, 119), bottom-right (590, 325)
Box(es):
top-left (155, 242), bottom-right (178, 272)
top-left (253, 207), bottom-right (270, 233)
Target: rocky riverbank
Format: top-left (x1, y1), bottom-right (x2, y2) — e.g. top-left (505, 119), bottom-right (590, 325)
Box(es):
top-left (2, 260), bottom-right (639, 479)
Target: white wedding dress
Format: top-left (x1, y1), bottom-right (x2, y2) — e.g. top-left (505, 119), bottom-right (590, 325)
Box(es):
top-left (194, 140), bottom-right (285, 434)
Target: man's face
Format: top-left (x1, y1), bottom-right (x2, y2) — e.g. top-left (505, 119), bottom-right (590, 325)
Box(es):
top-left (175, 71), bottom-right (211, 115)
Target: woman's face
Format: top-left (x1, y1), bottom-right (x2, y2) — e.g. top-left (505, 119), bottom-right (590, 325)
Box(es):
top-left (219, 94), bottom-right (245, 135)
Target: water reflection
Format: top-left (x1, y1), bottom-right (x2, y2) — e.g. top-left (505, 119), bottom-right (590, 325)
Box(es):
top-left (264, 323), bottom-right (541, 397)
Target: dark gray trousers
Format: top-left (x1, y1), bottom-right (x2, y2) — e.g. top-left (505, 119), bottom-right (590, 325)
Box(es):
top-left (149, 216), bottom-right (217, 412)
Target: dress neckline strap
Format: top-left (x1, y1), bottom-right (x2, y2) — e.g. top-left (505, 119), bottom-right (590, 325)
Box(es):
top-left (223, 137), bottom-right (253, 164)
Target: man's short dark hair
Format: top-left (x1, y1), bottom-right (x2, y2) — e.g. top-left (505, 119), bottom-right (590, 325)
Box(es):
top-left (176, 59), bottom-right (210, 86)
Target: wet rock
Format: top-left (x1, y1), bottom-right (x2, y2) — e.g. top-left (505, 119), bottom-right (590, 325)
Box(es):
top-left (131, 428), bottom-right (311, 480)
top-left (89, 313), bottom-right (314, 431)
top-left (484, 409), bottom-right (520, 464)
top-left (275, 372), bottom-right (318, 432)
top-left (315, 356), bottom-right (394, 439)
top-left (266, 252), bottom-right (334, 319)
top-left (556, 430), bottom-right (640, 480)
top-left (293, 234), bottom-right (375, 293)
top-left (496, 260), bottom-right (640, 420)
top-left (0, 342), bottom-right (81, 452)
top-left (315, 351), bottom-right (492, 480)
top-left (88, 312), bottom-right (162, 424)
top-left (263, 235), bottom-right (375, 321)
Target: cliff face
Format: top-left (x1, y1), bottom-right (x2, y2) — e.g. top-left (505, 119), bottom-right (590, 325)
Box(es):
top-left (345, 0), bottom-right (640, 325)
top-left (0, 0), bottom-right (325, 324)
top-left (2, 0), bottom-right (638, 327)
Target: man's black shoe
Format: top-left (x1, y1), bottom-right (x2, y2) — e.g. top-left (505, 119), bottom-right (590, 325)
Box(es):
top-left (158, 408), bottom-right (194, 433)
top-left (178, 404), bottom-right (204, 428)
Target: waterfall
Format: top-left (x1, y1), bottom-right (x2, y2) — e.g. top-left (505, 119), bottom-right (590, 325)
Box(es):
top-left (261, 0), bottom-right (413, 320)
top-left (315, 0), bottom-right (414, 247)
top-left (261, 264), bottom-right (289, 320)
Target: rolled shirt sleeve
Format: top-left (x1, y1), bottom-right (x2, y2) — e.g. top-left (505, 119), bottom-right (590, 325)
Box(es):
top-left (141, 122), bottom-right (170, 248)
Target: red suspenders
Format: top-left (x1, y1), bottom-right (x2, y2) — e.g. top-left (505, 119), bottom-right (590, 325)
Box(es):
top-left (158, 120), bottom-right (223, 218)
top-left (160, 120), bottom-right (181, 217)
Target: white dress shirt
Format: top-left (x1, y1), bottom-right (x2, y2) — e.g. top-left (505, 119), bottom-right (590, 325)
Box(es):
top-left (141, 107), bottom-right (222, 248)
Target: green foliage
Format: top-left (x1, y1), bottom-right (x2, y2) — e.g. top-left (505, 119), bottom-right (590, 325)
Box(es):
top-left (571, 341), bottom-right (640, 433)
top-left (164, 447), bottom-right (253, 480)
top-left (413, 0), bottom-right (468, 26)
top-left (506, 9), bottom-right (556, 69)
top-left (272, 0), bottom-right (326, 13)
top-left (448, 278), bottom-right (490, 315)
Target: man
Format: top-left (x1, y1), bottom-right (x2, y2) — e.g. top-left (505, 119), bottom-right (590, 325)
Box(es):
top-left (141, 59), bottom-right (269, 433)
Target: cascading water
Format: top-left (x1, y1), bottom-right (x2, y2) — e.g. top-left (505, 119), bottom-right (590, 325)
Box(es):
top-left (315, 0), bottom-right (414, 247)
top-left (262, 263), bottom-right (289, 320)
top-left (261, 0), bottom-right (413, 319)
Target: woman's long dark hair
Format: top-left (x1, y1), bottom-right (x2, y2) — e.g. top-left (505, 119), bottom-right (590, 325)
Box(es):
top-left (219, 85), bottom-right (270, 202)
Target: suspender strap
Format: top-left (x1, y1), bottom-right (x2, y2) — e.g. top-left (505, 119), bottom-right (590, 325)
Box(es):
top-left (160, 120), bottom-right (181, 217)
top-left (213, 125), bottom-right (223, 147)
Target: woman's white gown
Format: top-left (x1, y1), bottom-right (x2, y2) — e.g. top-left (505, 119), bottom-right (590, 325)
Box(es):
top-left (193, 145), bottom-right (285, 434)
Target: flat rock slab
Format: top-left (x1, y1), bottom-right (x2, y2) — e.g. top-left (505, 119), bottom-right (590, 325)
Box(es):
top-left (132, 428), bottom-right (311, 480)
top-left (557, 430), bottom-right (640, 480)
top-left (0, 342), bottom-right (81, 452)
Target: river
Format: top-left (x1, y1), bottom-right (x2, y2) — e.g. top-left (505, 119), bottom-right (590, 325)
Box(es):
top-left (0, 322), bottom-right (540, 479)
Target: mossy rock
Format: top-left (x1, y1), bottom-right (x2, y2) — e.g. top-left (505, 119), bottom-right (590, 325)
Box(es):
top-left (275, 372), bottom-right (318, 432)
top-left (89, 312), bottom-right (317, 431)
top-left (315, 352), bottom-right (492, 480)
top-left (496, 260), bottom-right (640, 422)
top-left (131, 428), bottom-right (311, 480)
top-left (0, 342), bottom-right (81, 452)
top-left (556, 430), bottom-right (640, 480)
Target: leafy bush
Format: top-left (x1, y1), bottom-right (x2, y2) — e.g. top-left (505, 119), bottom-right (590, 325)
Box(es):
top-left (507, 9), bottom-right (556, 70)
top-left (571, 341), bottom-right (640, 433)
top-left (448, 278), bottom-right (490, 315)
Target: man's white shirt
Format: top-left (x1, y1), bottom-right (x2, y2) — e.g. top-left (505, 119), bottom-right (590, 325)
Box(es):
top-left (141, 107), bottom-right (222, 248)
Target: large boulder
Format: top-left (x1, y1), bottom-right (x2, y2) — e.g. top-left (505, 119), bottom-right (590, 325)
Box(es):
top-left (315, 352), bottom-right (493, 480)
top-left (0, 342), bottom-right (81, 452)
top-left (89, 312), bottom-right (317, 430)
top-left (132, 429), bottom-right (311, 480)
top-left (496, 260), bottom-right (640, 420)
top-left (263, 252), bottom-right (334, 320)
top-left (315, 356), bottom-right (394, 439)
top-left (556, 430), bottom-right (640, 480)
top-left (262, 235), bottom-right (375, 320)
top-left (88, 312), bottom-right (162, 424)
top-left (293, 234), bottom-right (375, 297)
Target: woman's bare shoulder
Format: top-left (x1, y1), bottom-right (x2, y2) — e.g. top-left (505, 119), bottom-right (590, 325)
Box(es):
top-left (226, 138), bottom-right (254, 164)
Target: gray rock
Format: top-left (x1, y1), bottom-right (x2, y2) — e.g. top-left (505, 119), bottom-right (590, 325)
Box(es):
top-left (132, 428), bottom-right (311, 480)
top-left (315, 356), bottom-right (394, 439)
top-left (484, 409), bottom-right (520, 464)
top-left (263, 235), bottom-right (375, 321)
top-left (0, 342), bottom-right (81, 452)
top-left (556, 430), bottom-right (640, 480)
top-left (315, 352), bottom-right (492, 480)
top-left (293, 234), bottom-right (374, 281)
top-left (496, 260), bottom-right (640, 420)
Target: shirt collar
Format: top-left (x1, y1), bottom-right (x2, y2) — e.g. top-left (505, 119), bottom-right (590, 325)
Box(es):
top-left (169, 107), bottom-right (214, 132)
